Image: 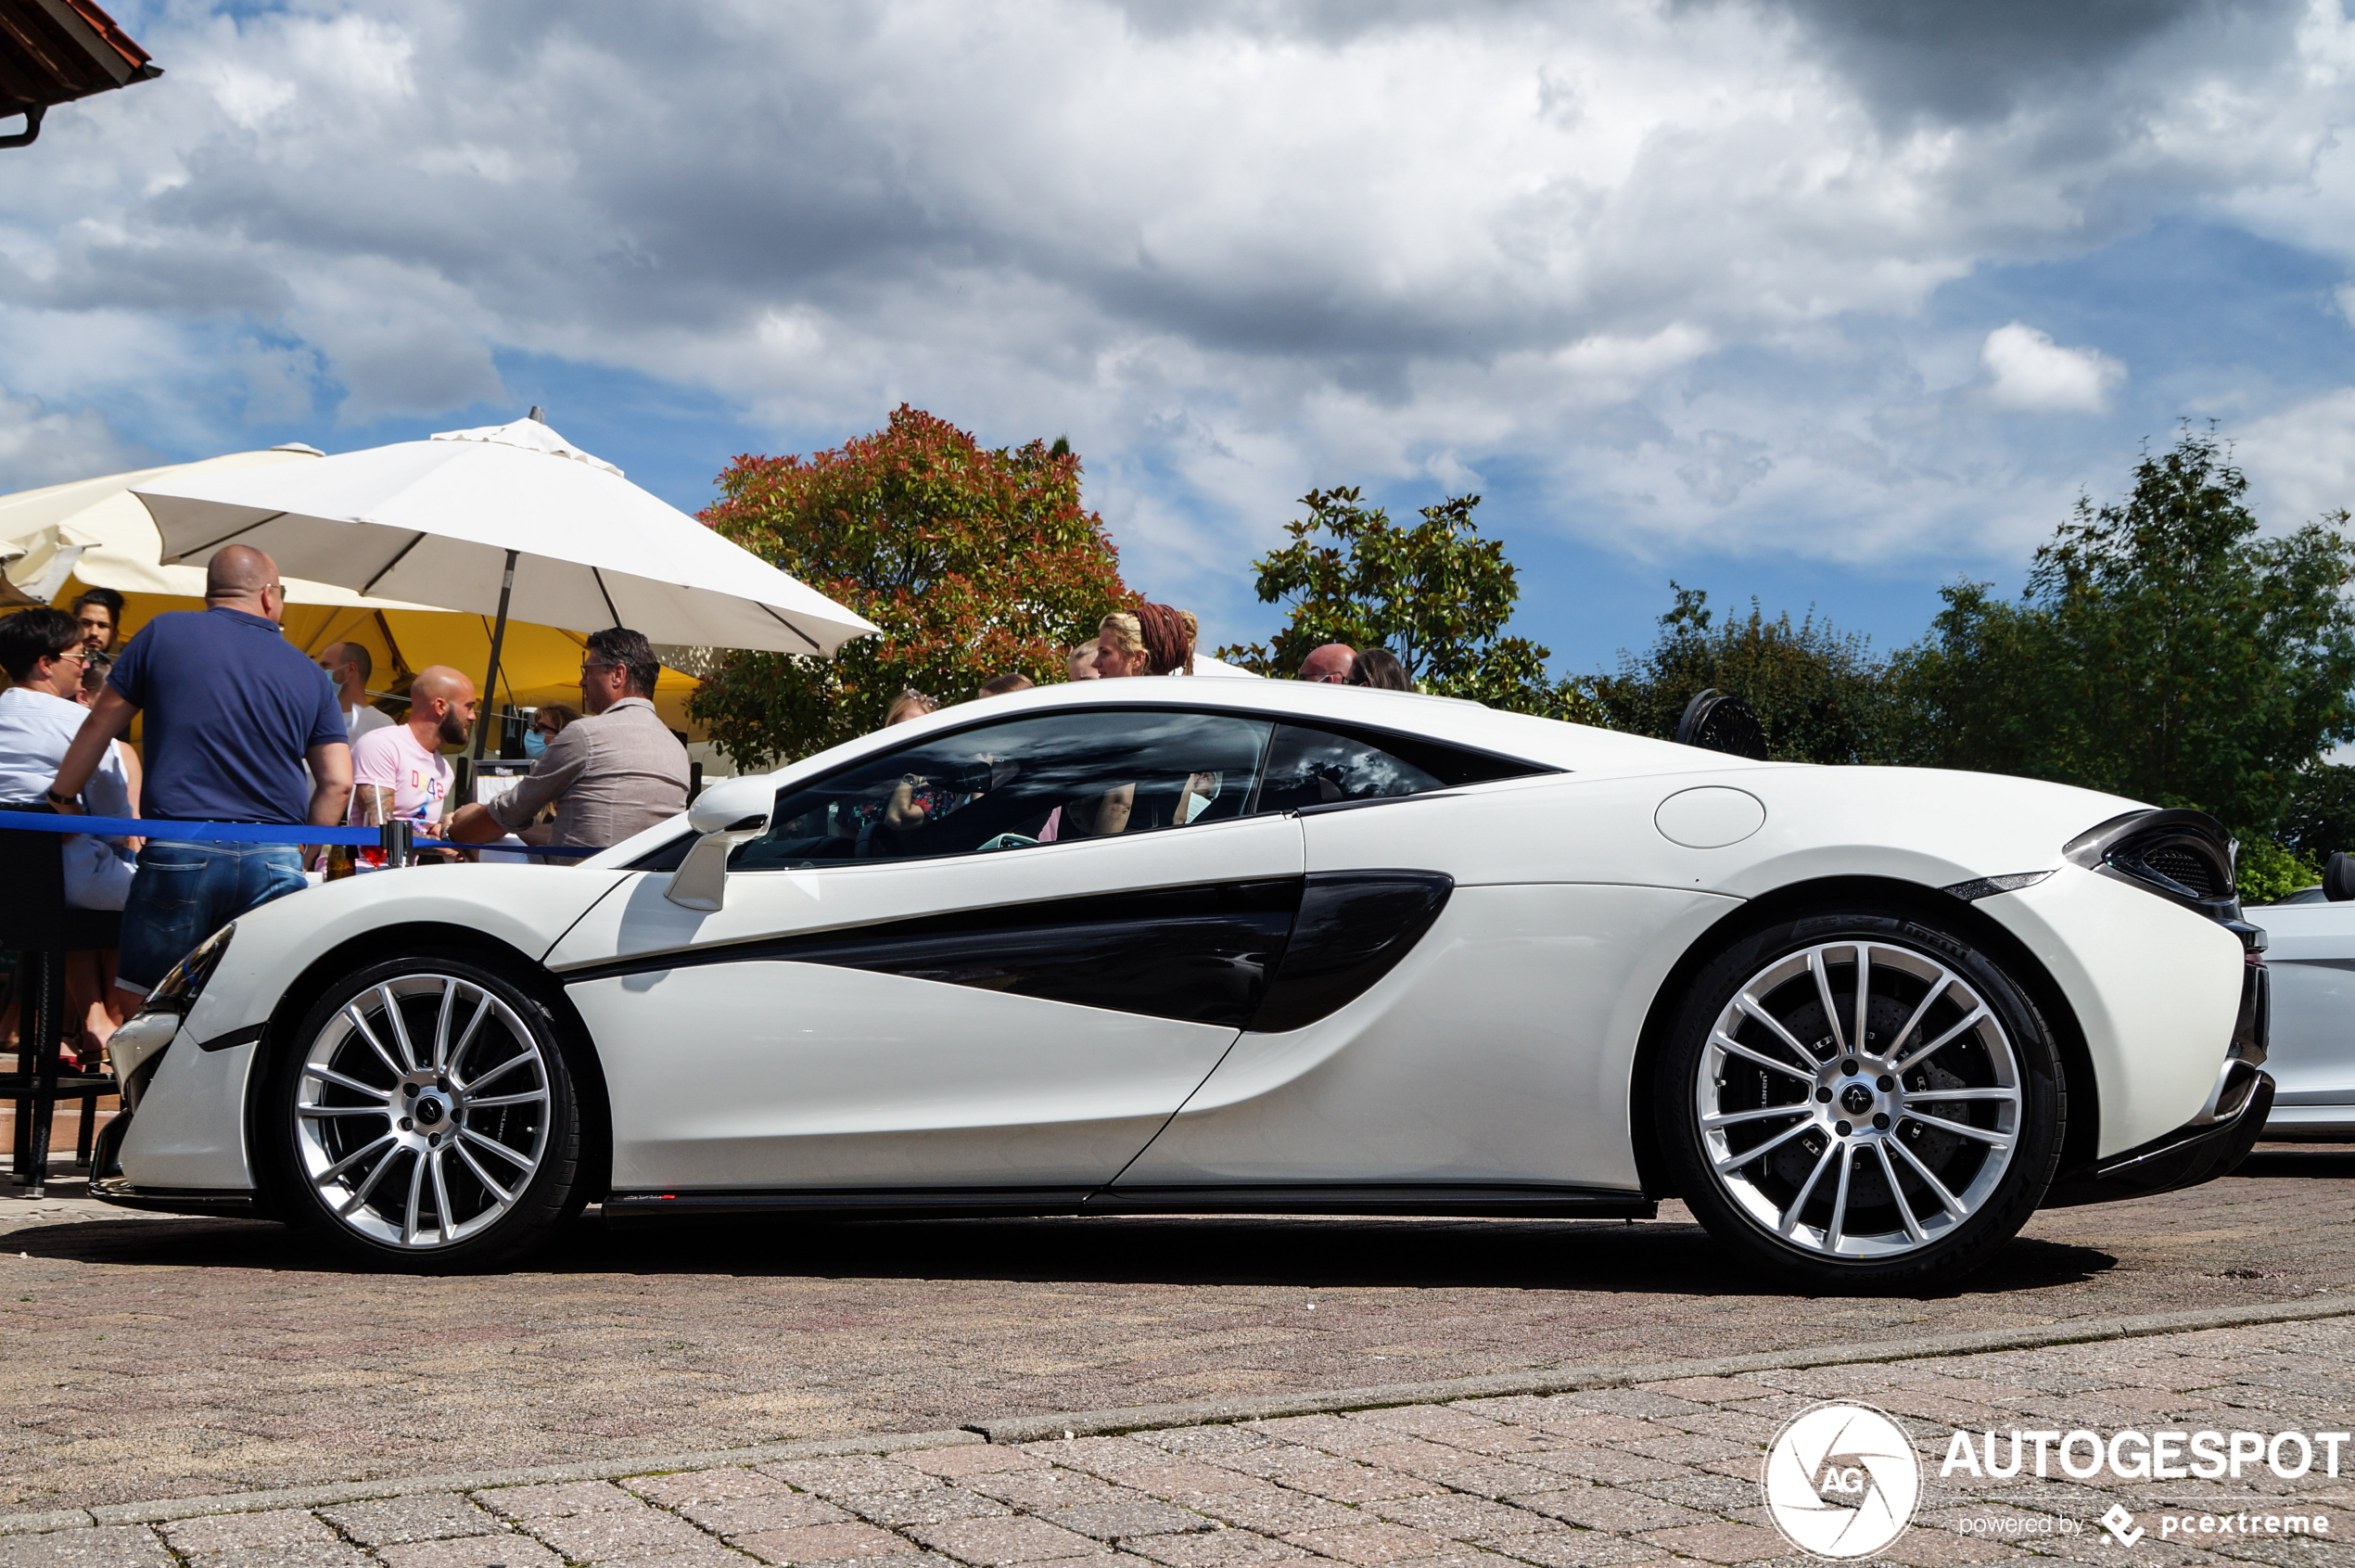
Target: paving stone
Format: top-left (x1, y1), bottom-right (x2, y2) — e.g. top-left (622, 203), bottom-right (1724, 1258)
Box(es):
top-left (764, 1460), bottom-right (942, 1500)
top-left (1629, 1378), bottom-right (1765, 1406)
top-left (477, 1481), bottom-right (643, 1521)
top-left (628, 1469), bottom-right (793, 1508)
top-left (1607, 1433), bottom-right (1750, 1466)
top-left (1111, 1465), bottom-right (1271, 1499)
top-left (961, 1474), bottom-right (1127, 1513)
top-left (1364, 1496), bottom-right (1559, 1540)
top-left (1875, 1527), bottom-right (2036, 1565)
top-left (1458, 1536), bottom-right (1666, 1568)
top-left (1021, 1441), bottom-right (1187, 1480)
top-left (680, 1495), bottom-right (858, 1537)
top-left (903, 1450), bottom-right (1051, 1481)
top-left (0, 1526), bottom-right (172, 1568)
top-left (1277, 1523), bottom-right (1454, 1564)
top-left (1506, 1490), bottom-right (1713, 1536)
top-left (905, 1516), bottom-right (1110, 1565)
top-left (163, 1514), bottom-right (336, 1555)
top-left (1513, 1449), bottom-right (1688, 1486)
top-left (1115, 1533), bottom-right (1309, 1568)
top-left (375, 1540), bottom-right (566, 1568)
top-left (732, 1523), bottom-right (917, 1565)
top-left (1180, 1490), bottom-right (1363, 1536)
top-left (524, 1505), bottom-right (712, 1561)
top-left (837, 1490), bottom-right (1012, 1528)
top-left (1038, 1499), bottom-right (1209, 1543)
top-left (319, 1496), bottom-right (503, 1548)
top-left (1631, 1521), bottom-right (1783, 1564)
top-left (589, 1548), bottom-right (751, 1568)
top-left (1327, 1440), bottom-right (1470, 1472)
top-left (175, 1545), bottom-right (376, 1568)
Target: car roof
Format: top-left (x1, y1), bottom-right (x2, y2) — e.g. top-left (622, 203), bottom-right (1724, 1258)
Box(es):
top-left (762, 676), bottom-right (1758, 788)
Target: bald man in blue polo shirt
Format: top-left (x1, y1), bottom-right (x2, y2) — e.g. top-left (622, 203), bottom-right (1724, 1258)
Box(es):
top-left (48, 546), bottom-right (353, 1011)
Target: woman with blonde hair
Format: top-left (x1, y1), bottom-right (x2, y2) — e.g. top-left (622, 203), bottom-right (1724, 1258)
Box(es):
top-left (1093, 603), bottom-right (1196, 678)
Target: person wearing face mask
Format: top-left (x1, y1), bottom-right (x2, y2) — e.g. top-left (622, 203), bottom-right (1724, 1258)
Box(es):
top-left (317, 642), bottom-right (394, 745)
top-left (523, 704), bottom-right (577, 760)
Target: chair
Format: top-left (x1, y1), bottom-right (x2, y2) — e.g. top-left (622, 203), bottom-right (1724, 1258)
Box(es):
top-left (0, 805), bottom-right (121, 1197)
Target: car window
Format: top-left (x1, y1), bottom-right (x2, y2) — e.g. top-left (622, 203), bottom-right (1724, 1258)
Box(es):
top-left (1249, 722), bottom-right (1548, 814)
top-left (732, 709), bottom-right (1275, 870)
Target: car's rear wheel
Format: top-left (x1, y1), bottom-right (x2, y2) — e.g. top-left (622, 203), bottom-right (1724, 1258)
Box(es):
top-left (260, 955), bottom-right (584, 1268)
top-left (1656, 909), bottom-right (2065, 1288)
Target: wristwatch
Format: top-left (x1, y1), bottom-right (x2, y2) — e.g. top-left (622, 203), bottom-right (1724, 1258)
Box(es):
top-left (44, 787), bottom-right (74, 806)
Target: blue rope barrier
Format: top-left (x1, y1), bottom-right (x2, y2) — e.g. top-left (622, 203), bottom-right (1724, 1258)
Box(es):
top-left (0, 810), bottom-right (604, 859)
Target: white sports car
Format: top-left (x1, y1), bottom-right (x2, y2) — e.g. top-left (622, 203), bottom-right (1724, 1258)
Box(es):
top-left (95, 680), bottom-right (2272, 1286)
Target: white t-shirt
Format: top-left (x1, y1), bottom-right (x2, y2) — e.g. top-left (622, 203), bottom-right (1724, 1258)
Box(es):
top-left (350, 721), bottom-right (452, 824)
top-left (0, 685), bottom-right (135, 909)
top-left (346, 703), bottom-right (394, 744)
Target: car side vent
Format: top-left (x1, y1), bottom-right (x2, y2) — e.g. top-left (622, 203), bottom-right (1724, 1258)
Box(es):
top-left (2066, 808), bottom-right (2240, 917)
top-left (2132, 843), bottom-right (2225, 900)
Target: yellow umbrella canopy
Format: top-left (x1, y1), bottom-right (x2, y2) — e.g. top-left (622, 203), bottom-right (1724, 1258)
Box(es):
top-left (0, 447), bottom-right (706, 739)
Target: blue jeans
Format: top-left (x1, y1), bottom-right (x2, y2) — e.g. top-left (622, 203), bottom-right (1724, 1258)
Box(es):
top-left (118, 840), bottom-right (308, 994)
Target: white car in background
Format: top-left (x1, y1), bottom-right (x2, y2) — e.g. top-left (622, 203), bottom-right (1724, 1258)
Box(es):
top-left (95, 680), bottom-right (2271, 1288)
top-left (2243, 857), bottom-right (2355, 1137)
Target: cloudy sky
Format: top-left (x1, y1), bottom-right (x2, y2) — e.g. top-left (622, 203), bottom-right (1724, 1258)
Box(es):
top-left (6, 0), bottom-right (2355, 671)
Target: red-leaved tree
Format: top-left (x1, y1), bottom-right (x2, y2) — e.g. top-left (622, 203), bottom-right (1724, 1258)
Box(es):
top-left (688, 405), bottom-right (1131, 764)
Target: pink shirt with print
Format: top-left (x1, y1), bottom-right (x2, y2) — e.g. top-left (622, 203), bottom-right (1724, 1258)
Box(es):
top-left (350, 722), bottom-right (453, 824)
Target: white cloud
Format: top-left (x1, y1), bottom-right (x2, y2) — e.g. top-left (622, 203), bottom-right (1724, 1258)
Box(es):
top-left (1, 0), bottom-right (2352, 642)
top-left (2238, 387), bottom-right (2355, 524)
top-left (1979, 323), bottom-right (2126, 414)
top-left (0, 388), bottom-right (156, 492)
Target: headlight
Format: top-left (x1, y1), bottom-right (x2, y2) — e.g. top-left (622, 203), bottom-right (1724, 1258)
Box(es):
top-left (144, 923), bottom-right (236, 1016)
top-left (2065, 809), bottom-right (2239, 917)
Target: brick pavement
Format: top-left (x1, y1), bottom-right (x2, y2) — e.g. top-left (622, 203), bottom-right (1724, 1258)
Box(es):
top-left (0, 1147), bottom-right (2345, 1516)
top-left (6, 1315), bottom-right (2353, 1567)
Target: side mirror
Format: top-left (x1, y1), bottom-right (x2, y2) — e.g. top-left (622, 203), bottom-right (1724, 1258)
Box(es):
top-left (666, 774), bottom-right (775, 911)
top-left (2326, 852), bottom-right (2355, 903)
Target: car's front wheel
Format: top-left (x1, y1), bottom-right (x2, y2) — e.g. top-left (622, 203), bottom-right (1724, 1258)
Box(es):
top-left (1656, 909), bottom-right (2065, 1288)
top-left (260, 955), bottom-right (584, 1268)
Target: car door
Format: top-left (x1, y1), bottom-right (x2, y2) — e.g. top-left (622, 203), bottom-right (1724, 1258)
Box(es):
top-left (1116, 720), bottom-right (1731, 1197)
top-left (546, 705), bottom-right (1302, 1195)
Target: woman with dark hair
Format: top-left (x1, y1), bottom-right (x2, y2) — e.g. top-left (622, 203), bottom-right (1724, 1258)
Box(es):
top-left (1347, 647), bottom-right (1413, 691)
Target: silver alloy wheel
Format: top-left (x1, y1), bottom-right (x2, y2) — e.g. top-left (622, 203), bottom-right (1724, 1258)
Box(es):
top-left (294, 975), bottom-right (552, 1249)
top-left (1695, 939), bottom-right (2021, 1259)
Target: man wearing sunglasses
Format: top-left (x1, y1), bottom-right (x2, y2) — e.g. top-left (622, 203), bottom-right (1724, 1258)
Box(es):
top-left (447, 626), bottom-right (688, 852)
top-left (47, 546), bottom-right (352, 1015)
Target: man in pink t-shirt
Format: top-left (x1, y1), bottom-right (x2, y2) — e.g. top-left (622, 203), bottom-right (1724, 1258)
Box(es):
top-left (350, 665), bottom-right (476, 827)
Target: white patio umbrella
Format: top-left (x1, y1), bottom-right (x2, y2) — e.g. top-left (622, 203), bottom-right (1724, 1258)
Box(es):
top-left (133, 416), bottom-right (877, 764)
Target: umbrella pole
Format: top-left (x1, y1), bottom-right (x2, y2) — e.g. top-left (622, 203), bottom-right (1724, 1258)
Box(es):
top-left (468, 549), bottom-right (518, 793)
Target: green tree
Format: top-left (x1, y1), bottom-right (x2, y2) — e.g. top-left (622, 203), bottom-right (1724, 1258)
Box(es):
top-left (1590, 583), bottom-right (1900, 764)
top-left (1898, 429), bottom-right (2355, 844)
top-left (1216, 487), bottom-right (1598, 720)
top-left (2026, 427), bottom-right (2355, 833)
top-left (688, 405), bottom-right (1130, 765)
top-left (1886, 580), bottom-right (2056, 777)
top-left (2279, 764), bottom-right (2355, 863)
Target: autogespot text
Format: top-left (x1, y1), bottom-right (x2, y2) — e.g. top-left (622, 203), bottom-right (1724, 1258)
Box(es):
top-left (1941, 1427), bottom-right (2351, 1482)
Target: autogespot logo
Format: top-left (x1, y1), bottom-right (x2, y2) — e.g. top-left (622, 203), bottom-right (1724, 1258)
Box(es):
top-left (1763, 1402), bottom-right (1923, 1560)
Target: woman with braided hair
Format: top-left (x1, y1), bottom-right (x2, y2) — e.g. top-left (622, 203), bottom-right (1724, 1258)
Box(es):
top-left (1092, 604), bottom-right (1197, 678)
top-left (1049, 602), bottom-right (1215, 840)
